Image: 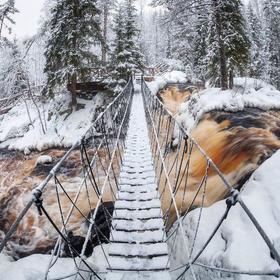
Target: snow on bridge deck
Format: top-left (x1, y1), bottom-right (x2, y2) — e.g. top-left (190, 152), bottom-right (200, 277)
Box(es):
top-left (106, 89), bottom-right (170, 280)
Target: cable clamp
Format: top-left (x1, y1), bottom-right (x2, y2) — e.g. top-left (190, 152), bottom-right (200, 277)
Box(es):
top-left (33, 189), bottom-right (43, 216)
top-left (226, 189), bottom-right (239, 207)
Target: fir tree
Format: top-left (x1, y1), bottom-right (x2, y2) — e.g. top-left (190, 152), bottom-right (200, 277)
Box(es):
top-left (170, 5), bottom-right (195, 67)
top-left (0, 40), bottom-right (28, 96)
top-left (193, 5), bottom-right (209, 83)
top-left (97, 0), bottom-right (115, 66)
top-left (123, 0), bottom-right (144, 75)
top-left (246, 1), bottom-right (265, 79)
top-left (43, 0), bottom-right (103, 111)
top-left (0, 0), bottom-right (18, 40)
top-left (107, 3), bottom-right (127, 93)
top-left (262, 0), bottom-right (280, 90)
top-left (108, 0), bottom-right (143, 93)
top-left (206, 0), bottom-right (250, 89)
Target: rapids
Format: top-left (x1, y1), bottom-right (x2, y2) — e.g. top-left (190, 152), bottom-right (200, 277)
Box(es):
top-left (2, 84), bottom-right (280, 259)
top-left (158, 86), bottom-right (280, 226)
top-left (0, 148), bottom-right (119, 259)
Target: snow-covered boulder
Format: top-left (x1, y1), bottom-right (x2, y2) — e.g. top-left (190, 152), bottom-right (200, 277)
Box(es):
top-left (3, 122), bottom-right (30, 142)
top-left (147, 71), bottom-right (188, 96)
top-left (35, 155), bottom-right (53, 166)
top-left (24, 147), bottom-right (31, 155)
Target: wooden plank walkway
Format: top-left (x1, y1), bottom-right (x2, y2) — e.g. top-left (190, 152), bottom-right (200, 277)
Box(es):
top-left (106, 89), bottom-right (170, 280)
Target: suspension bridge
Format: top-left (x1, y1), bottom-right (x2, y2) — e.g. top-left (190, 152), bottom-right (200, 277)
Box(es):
top-left (0, 78), bottom-right (280, 280)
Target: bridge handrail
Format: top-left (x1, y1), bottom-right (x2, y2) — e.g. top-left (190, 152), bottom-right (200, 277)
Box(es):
top-left (142, 79), bottom-right (280, 278)
top-left (0, 78), bottom-right (133, 254)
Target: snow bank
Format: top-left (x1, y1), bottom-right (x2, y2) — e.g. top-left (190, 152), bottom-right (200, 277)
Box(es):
top-left (35, 155), bottom-right (53, 166)
top-left (176, 77), bottom-right (280, 132)
top-left (170, 150), bottom-right (280, 280)
top-left (0, 245), bottom-right (109, 280)
top-left (147, 71), bottom-right (187, 95)
top-left (0, 254), bottom-right (76, 280)
top-left (0, 91), bottom-right (107, 151)
top-left (0, 252), bottom-right (13, 263)
top-left (234, 77), bottom-right (277, 91)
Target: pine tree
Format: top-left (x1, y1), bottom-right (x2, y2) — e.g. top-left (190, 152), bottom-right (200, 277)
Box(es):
top-left (0, 40), bottom-right (28, 96)
top-left (97, 0), bottom-right (115, 66)
top-left (123, 0), bottom-right (144, 75)
top-left (0, 0), bottom-right (18, 40)
top-left (108, 0), bottom-right (143, 93)
top-left (207, 0), bottom-right (250, 89)
top-left (262, 0), bottom-right (280, 90)
top-left (246, 1), bottom-right (265, 79)
top-left (193, 3), bottom-right (209, 83)
top-left (107, 3), bottom-right (128, 93)
top-left (170, 4), bottom-right (196, 67)
top-left (43, 0), bottom-right (103, 111)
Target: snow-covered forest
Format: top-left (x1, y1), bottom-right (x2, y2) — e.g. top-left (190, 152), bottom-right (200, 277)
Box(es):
top-left (1, 0), bottom-right (280, 280)
top-left (1, 0), bottom-right (279, 100)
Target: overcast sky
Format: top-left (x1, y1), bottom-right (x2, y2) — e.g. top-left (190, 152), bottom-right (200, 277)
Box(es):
top-left (7, 0), bottom-right (249, 39)
top-left (9, 0), bottom-right (152, 39)
top-left (6, 0), bottom-right (45, 39)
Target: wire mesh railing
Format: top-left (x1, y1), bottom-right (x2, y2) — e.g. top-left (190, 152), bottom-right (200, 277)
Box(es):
top-left (142, 79), bottom-right (280, 280)
top-left (0, 79), bottom-right (134, 279)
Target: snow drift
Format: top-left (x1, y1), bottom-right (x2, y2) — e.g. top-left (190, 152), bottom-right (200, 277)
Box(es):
top-left (147, 70), bottom-right (188, 96)
top-left (177, 77), bottom-right (280, 133)
top-left (169, 149), bottom-right (280, 280)
top-left (0, 91), bottom-right (108, 152)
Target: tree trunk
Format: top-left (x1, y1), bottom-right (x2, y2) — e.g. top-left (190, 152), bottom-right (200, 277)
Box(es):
top-left (70, 73), bottom-right (77, 111)
top-left (212, 0), bottom-right (228, 90)
top-left (229, 69), bottom-right (234, 89)
top-left (101, 5), bottom-right (108, 66)
top-left (0, 16), bottom-right (4, 38)
top-left (166, 25), bottom-right (172, 59)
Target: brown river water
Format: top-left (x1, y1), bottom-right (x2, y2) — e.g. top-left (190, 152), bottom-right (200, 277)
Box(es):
top-left (0, 147), bottom-right (119, 259)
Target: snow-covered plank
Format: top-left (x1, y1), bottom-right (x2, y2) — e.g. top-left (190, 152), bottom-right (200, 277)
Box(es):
top-left (120, 169), bottom-right (155, 176)
top-left (112, 218), bottom-right (164, 231)
top-left (119, 177), bottom-right (155, 186)
top-left (109, 243), bottom-right (168, 257)
top-left (111, 229), bottom-right (165, 243)
top-left (119, 184), bottom-right (157, 193)
top-left (114, 199), bottom-right (161, 210)
top-left (106, 271), bottom-right (171, 280)
top-left (107, 255), bottom-right (169, 270)
top-left (117, 190), bottom-right (159, 201)
top-left (121, 165), bottom-right (154, 173)
top-left (113, 209), bottom-right (163, 220)
top-left (121, 162), bottom-right (154, 170)
top-left (119, 171), bottom-right (155, 180)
